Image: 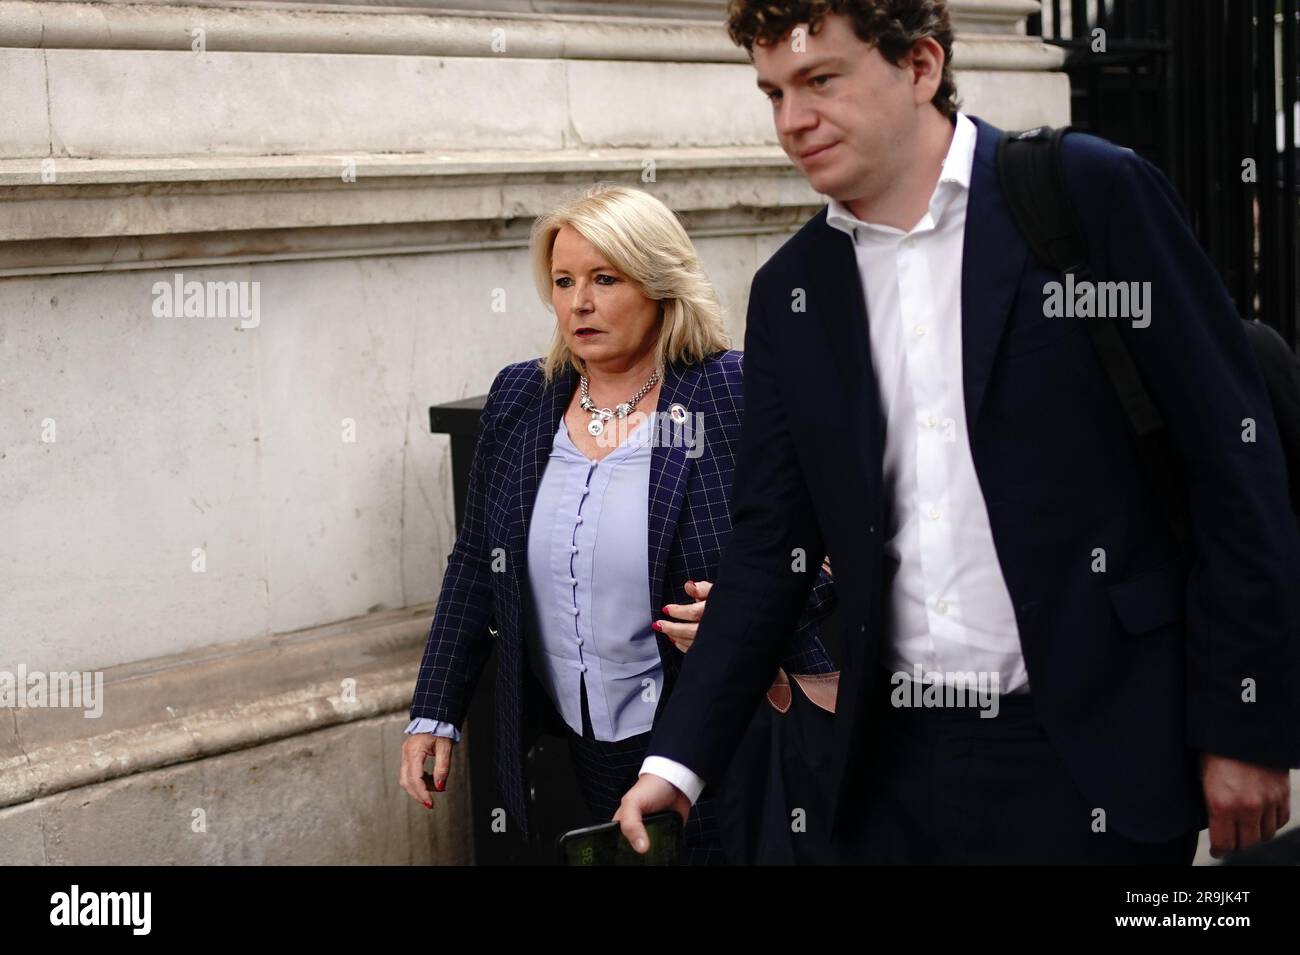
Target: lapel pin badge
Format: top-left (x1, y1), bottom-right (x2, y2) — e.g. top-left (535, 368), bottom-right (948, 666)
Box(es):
top-left (668, 403), bottom-right (689, 424)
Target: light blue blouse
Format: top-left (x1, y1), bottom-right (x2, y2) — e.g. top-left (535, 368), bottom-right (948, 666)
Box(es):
top-left (406, 412), bottom-right (663, 743)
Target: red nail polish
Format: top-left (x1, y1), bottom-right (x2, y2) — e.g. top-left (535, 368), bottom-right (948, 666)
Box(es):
top-left (435, 780), bottom-right (446, 792)
top-left (423, 801), bottom-right (432, 809)
top-left (653, 621), bottom-right (663, 632)
top-left (661, 605), bottom-right (670, 614)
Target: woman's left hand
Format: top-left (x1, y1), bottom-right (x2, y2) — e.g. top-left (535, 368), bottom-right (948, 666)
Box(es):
top-left (655, 579), bottom-right (712, 652)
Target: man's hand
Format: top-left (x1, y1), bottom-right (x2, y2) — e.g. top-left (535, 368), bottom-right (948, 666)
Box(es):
top-left (613, 774), bottom-right (692, 854)
top-left (656, 579), bottom-right (712, 652)
top-left (1201, 753), bottom-right (1292, 858)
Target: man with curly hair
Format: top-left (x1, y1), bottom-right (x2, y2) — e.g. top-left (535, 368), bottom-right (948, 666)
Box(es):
top-left (615, 1), bottom-right (1300, 864)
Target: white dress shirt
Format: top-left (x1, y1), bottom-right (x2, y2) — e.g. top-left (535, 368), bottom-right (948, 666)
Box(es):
top-left (641, 112), bottom-right (1027, 805)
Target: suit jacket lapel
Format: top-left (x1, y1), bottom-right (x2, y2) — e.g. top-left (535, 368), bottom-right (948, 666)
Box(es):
top-left (807, 209), bottom-right (883, 491)
top-left (509, 363), bottom-right (575, 591)
top-left (647, 360), bottom-right (704, 611)
top-left (804, 210), bottom-right (888, 837)
top-left (961, 117), bottom-right (1030, 430)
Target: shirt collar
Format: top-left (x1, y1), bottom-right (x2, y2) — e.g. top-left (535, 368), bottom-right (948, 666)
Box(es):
top-left (825, 110), bottom-right (976, 236)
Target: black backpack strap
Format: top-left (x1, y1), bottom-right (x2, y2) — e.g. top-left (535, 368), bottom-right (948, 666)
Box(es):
top-left (1242, 319), bottom-right (1300, 520)
top-left (996, 127), bottom-right (1191, 548)
top-left (995, 127), bottom-right (1092, 277)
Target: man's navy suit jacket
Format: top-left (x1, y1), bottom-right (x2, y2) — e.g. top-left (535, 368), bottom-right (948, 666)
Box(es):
top-left (648, 116), bottom-right (1300, 844)
top-left (410, 352), bottom-right (835, 837)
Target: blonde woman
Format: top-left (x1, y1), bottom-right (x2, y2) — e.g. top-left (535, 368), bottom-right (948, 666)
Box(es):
top-left (399, 185), bottom-right (835, 864)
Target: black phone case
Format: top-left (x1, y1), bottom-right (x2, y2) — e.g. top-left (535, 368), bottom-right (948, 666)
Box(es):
top-left (555, 811), bottom-right (684, 865)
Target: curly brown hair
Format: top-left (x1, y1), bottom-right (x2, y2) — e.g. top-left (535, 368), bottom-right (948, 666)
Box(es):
top-left (725, 0), bottom-right (958, 118)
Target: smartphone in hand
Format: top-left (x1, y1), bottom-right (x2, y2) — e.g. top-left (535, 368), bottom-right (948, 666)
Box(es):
top-left (556, 811), bottom-right (684, 865)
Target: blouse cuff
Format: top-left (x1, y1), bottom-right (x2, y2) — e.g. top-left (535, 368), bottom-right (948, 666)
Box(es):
top-left (405, 718), bottom-right (461, 743)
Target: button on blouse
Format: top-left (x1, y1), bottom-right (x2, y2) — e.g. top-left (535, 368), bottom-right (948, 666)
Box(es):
top-left (524, 412), bottom-right (662, 741)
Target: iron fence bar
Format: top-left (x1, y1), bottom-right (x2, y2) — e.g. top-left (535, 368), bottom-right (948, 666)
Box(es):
top-left (1257, 0), bottom-right (1283, 332)
top-left (1280, 0), bottom-right (1298, 344)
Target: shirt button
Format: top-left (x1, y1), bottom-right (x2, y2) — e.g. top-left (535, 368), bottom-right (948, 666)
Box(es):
top-left (569, 545), bottom-right (579, 554)
top-left (575, 637), bottom-right (583, 646)
top-left (569, 577), bottom-right (578, 586)
top-left (575, 516), bottom-right (584, 524)
top-left (913, 324), bottom-right (927, 337)
top-left (580, 486), bottom-right (590, 496)
top-left (575, 663), bottom-right (587, 673)
top-left (936, 599), bottom-right (950, 615)
top-left (570, 606), bottom-right (579, 616)
top-left (928, 508), bottom-right (940, 521)
top-left (926, 415), bottom-right (938, 428)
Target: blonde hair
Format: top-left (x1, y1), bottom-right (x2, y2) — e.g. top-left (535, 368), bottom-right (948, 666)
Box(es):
top-left (529, 184), bottom-right (731, 382)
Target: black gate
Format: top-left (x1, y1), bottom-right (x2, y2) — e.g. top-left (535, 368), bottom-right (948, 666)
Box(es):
top-left (1029, 0), bottom-right (1299, 345)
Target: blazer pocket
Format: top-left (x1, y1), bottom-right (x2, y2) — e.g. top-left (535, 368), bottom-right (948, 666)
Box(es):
top-left (1001, 317), bottom-right (1073, 359)
top-left (1105, 561), bottom-right (1187, 635)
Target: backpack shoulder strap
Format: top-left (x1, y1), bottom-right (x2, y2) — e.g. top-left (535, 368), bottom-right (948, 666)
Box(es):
top-left (995, 126), bottom-right (1091, 277)
top-left (995, 126), bottom-right (1191, 547)
top-left (1242, 320), bottom-right (1300, 519)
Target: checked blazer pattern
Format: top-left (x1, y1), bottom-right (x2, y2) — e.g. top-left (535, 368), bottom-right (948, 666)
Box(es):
top-left (410, 349), bottom-right (836, 836)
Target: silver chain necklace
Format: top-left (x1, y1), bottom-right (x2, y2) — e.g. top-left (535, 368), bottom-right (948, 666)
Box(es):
top-left (578, 368), bottom-right (660, 437)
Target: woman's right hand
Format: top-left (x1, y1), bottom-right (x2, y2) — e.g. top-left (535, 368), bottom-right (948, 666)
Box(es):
top-left (400, 733), bottom-right (454, 808)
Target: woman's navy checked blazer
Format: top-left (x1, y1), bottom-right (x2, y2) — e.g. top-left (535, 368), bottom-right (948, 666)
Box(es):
top-left (410, 348), bottom-right (836, 835)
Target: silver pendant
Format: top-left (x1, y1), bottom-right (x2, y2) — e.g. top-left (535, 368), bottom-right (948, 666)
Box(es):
top-left (587, 418), bottom-right (604, 437)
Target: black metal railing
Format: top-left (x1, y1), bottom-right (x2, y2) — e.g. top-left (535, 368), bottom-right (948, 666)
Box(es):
top-left (1028, 0), bottom-right (1299, 346)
